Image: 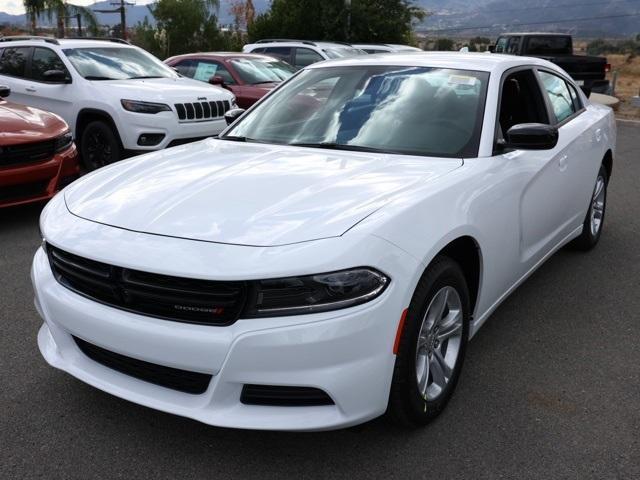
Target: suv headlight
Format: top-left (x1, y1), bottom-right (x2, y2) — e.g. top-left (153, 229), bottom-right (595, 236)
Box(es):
top-left (243, 268), bottom-right (389, 317)
top-left (121, 99), bottom-right (171, 114)
top-left (54, 131), bottom-right (73, 152)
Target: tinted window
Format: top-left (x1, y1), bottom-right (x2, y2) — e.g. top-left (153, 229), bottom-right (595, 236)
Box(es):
top-left (506, 36), bottom-right (521, 54)
top-left (539, 71), bottom-right (575, 123)
top-left (494, 37), bottom-right (508, 53)
top-left (31, 47), bottom-right (68, 82)
top-left (0, 47), bottom-right (29, 78)
top-left (191, 60), bottom-right (235, 84)
top-left (294, 48), bottom-right (324, 68)
top-left (262, 47), bottom-right (292, 62)
top-left (526, 36), bottom-right (572, 55)
top-left (567, 82), bottom-right (583, 110)
top-left (173, 59), bottom-right (195, 77)
top-left (225, 66), bottom-right (489, 158)
top-left (498, 69), bottom-right (549, 138)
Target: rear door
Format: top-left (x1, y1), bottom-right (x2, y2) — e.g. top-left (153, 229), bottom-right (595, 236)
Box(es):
top-left (0, 46), bottom-right (32, 106)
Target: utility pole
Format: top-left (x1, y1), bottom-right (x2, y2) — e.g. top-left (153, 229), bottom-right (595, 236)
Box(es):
top-left (94, 0), bottom-right (133, 40)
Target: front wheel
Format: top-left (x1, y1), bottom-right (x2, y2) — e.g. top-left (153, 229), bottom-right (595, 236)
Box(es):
top-left (80, 121), bottom-right (121, 172)
top-left (387, 256), bottom-right (470, 427)
top-left (569, 164), bottom-right (608, 251)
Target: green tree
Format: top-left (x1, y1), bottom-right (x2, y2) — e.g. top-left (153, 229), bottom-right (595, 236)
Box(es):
top-left (22, 0), bottom-right (98, 37)
top-left (248, 0), bottom-right (425, 44)
top-left (433, 37), bottom-right (454, 51)
top-left (23, 0), bottom-right (46, 34)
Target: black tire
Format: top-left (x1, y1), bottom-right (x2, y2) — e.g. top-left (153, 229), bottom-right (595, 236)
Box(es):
top-left (387, 255), bottom-right (470, 427)
top-left (569, 164), bottom-right (608, 251)
top-left (80, 120), bottom-right (121, 171)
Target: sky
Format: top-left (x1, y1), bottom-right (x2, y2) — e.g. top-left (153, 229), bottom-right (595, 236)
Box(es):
top-left (0, 0), bottom-right (155, 15)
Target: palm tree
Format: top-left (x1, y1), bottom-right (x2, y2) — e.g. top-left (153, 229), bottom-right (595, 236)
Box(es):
top-left (23, 0), bottom-right (47, 34)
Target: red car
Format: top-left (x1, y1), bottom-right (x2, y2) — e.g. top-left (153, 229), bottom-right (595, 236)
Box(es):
top-left (0, 86), bottom-right (79, 208)
top-left (165, 53), bottom-right (297, 109)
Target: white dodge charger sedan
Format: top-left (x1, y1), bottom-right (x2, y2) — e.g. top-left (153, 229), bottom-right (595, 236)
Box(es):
top-left (32, 53), bottom-right (615, 431)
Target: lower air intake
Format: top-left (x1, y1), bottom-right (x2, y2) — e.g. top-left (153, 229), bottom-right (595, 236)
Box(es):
top-left (240, 384), bottom-right (334, 407)
top-left (73, 336), bottom-right (212, 395)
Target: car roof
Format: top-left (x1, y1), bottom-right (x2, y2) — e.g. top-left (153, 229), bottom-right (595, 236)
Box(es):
top-left (498, 32), bottom-right (571, 36)
top-left (247, 41), bottom-right (356, 49)
top-left (308, 51), bottom-right (562, 74)
top-left (168, 52), bottom-right (277, 61)
top-left (0, 37), bottom-right (136, 49)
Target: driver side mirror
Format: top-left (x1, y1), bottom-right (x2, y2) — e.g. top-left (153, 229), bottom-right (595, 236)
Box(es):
top-left (224, 108), bottom-right (246, 126)
top-left (209, 75), bottom-right (225, 86)
top-left (502, 123), bottom-right (558, 150)
top-left (0, 85), bottom-right (10, 98)
top-left (488, 45), bottom-right (496, 53)
top-left (580, 85), bottom-right (592, 98)
top-left (43, 70), bottom-right (71, 84)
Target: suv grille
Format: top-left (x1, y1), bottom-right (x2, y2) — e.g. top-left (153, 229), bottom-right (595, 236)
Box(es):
top-left (174, 100), bottom-right (231, 122)
top-left (47, 245), bottom-right (247, 326)
top-left (73, 336), bottom-right (212, 394)
top-left (0, 139), bottom-right (55, 167)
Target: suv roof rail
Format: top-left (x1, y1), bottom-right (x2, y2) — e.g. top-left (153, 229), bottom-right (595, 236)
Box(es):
top-left (254, 39), bottom-right (317, 46)
top-left (0, 35), bottom-right (59, 45)
top-left (64, 36), bottom-right (131, 45)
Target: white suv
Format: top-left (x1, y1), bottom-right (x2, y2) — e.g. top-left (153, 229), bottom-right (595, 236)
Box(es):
top-left (0, 36), bottom-right (235, 170)
top-left (242, 39), bottom-right (364, 69)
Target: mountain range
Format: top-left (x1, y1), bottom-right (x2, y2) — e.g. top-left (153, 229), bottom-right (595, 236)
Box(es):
top-left (0, 1), bottom-right (638, 37)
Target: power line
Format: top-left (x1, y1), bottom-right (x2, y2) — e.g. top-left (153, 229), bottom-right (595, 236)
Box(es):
top-left (421, 12), bottom-right (640, 33)
top-left (431, 0), bottom-right (640, 18)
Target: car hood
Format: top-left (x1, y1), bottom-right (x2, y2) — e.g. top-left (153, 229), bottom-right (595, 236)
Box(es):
top-left (0, 100), bottom-right (68, 145)
top-left (65, 139), bottom-right (462, 246)
top-left (97, 77), bottom-right (234, 102)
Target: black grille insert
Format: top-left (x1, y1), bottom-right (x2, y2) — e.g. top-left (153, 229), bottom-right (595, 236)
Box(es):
top-left (174, 100), bottom-right (230, 121)
top-left (241, 384), bottom-right (335, 407)
top-left (0, 180), bottom-right (49, 202)
top-left (73, 336), bottom-right (212, 394)
top-left (47, 245), bottom-right (247, 325)
top-left (0, 139), bottom-right (55, 167)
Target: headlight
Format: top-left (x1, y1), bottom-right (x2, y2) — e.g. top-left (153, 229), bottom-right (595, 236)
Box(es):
top-left (243, 268), bottom-right (389, 317)
top-left (54, 131), bottom-right (73, 152)
top-left (121, 99), bottom-right (171, 114)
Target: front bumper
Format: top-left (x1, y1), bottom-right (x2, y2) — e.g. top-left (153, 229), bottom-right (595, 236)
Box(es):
top-left (32, 217), bottom-right (420, 430)
top-left (0, 144), bottom-right (79, 208)
top-left (116, 110), bottom-right (227, 152)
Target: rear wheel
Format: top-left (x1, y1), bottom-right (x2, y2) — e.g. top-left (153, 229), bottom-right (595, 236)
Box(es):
top-left (80, 121), bottom-right (121, 171)
top-left (387, 256), bottom-right (470, 427)
top-left (569, 164), bottom-right (608, 251)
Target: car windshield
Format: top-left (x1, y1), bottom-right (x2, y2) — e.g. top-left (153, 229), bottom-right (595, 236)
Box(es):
top-left (323, 47), bottom-right (366, 59)
top-left (63, 47), bottom-right (177, 80)
top-left (230, 57), bottom-right (296, 84)
top-left (223, 65), bottom-right (489, 158)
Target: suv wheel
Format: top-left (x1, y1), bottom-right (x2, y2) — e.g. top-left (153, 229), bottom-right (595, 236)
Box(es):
top-left (387, 256), bottom-right (470, 427)
top-left (80, 121), bottom-right (121, 171)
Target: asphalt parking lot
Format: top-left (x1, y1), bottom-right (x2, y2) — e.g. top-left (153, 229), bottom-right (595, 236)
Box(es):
top-left (1, 121), bottom-right (639, 480)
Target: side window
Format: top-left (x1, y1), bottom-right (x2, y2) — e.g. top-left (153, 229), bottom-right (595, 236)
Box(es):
top-left (31, 47), bottom-right (68, 82)
top-left (294, 48), bottom-right (324, 68)
top-left (506, 36), bottom-right (521, 54)
top-left (252, 48), bottom-right (265, 53)
top-left (498, 69), bottom-right (549, 138)
top-left (567, 82), bottom-right (583, 111)
top-left (192, 61), bottom-right (235, 84)
top-left (494, 37), bottom-right (508, 53)
top-left (0, 47), bottom-right (30, 78)
top-left (173, 60), bottom-right (195, 78)
top-left (263, 47), bottom-right (292, 63)
top-left (538, 71), bottom-right (576, 123)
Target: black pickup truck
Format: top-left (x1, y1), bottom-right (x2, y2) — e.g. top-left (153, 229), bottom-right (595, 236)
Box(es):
top-left (491, 33), bottom-right (610, 94)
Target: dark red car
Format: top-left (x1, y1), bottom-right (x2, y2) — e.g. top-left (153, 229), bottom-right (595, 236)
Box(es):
top-left (0, 86), bottom-right (79, 208)
top-left (165, 53), bottom-right (297, 109)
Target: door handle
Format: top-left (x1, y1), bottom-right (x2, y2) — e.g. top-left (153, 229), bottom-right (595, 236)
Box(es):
top-left (25, 87), bottom-right (37, 93)
top-left (558, 154), bottom-right (568, 171)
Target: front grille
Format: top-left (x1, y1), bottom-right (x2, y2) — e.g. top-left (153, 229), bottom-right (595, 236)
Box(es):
top-left (0, 139), bottom-right (55, 167)
top-left (47, 245), bottom-right (247, 326)
top-left (73, 336), bottom-right (212, 394)
top-left (241, 384), bottom-right (335, 407)
top-left (0, 180), bottom-right (49, 202)
top-left (174, 100), bottom-right (231, 122)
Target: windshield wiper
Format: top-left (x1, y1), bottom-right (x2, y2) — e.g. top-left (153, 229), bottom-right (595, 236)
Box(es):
top-left (251, 80), bottom-right (278, 85)
top-left (85, 75), bottom-right (117, 80)
top-left (289, 142), bottom-right (394, 154)
top-left (129, 75), bottom-right (165, 79)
